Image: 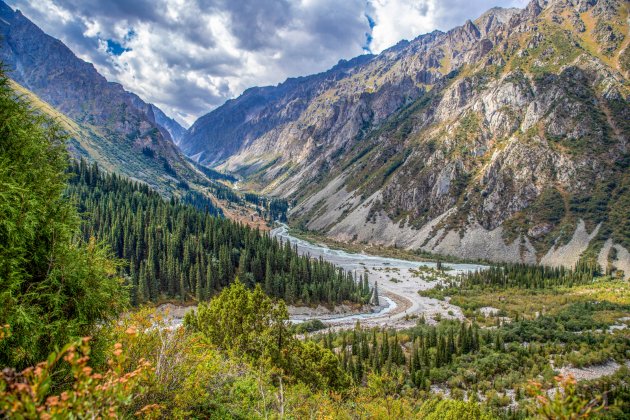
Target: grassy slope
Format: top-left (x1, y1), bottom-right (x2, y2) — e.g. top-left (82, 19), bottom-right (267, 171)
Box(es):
top-left (10, 79), bottom-right (202, 196)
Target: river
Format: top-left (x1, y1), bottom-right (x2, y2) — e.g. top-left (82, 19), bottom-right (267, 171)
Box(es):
top-left (271, 224), bottom-right (486, 328)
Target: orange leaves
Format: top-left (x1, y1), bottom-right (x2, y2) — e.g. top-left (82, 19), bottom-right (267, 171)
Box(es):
top-left (0, 336), bottom-right (155, 418)
top-left (555, 374), bottom-right (577, 386)
top-left (527, 373), bottom-right (604, 419)
top-left (0, 325), bottom-right (10, 341)
top-left (135, 403), bottom-right (162, 419)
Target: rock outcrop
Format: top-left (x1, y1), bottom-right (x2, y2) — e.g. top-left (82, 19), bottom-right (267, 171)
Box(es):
top-left (181, 0), bottom-right (630, 274)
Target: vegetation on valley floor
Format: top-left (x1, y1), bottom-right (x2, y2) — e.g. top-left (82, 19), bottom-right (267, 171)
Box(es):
top-left (309, 272), bottom-right (630, 418)
top-left (4, 278), bottom-right (628, 419)
top-left (211, 181), bottom-right (289, 223)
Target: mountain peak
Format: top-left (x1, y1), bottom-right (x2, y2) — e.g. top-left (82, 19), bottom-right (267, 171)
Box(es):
top-left (178, 0), bottom-right (629, 270)
top-left (0, 0), bottom-right (199, 194)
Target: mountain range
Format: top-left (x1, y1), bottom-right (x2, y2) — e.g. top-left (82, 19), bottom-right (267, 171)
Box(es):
top-left (180, 0), bottom-right (629, 275)
top-left (0, 1), bottom-right (202, 195)
top-left (1, 0), bottom-right (628, 275)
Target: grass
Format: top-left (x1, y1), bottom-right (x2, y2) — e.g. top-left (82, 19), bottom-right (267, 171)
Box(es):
top-left (421, 278), bottom-right (630, 327)
top-left (438, 49), bottom-right (451, 75)
top-left (10, 78), bottom-right (216, 197)
top-left (10, 80), bottom-right (82, 135)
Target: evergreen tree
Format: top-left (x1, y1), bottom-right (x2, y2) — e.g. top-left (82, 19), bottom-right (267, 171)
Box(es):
top-left (372, 281), bottom-right (380, 306)
top-left (0, 72), bottom-right (126, 369)
top-left (66, 160), bottom-right (370, 307)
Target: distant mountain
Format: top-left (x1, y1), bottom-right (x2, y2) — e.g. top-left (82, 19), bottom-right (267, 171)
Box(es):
top-left (182, 54), bottom-right (374, 165)
top-left (0, 1), bottom-right (196, 195)
top-left (151, 104), bottom-right (187, 145)
top-left (180, 0), bottom-right (629, 275)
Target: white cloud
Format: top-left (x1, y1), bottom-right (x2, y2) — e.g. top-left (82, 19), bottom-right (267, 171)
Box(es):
top-left (6, 0), bottom-right (529, 126)
top-left (367, 0), bottom-right (529, 53)
top-left (368, 0), bottom-right (436, 53)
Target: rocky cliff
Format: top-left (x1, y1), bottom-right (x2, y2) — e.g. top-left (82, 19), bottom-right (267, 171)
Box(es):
top-left (0, 1), bottom-right (196, 195)
top-left (182, 0), bottom-right (629, 274)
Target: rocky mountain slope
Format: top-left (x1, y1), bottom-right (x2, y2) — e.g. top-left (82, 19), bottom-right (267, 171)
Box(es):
top-left (181, 0), bottom-right (629, 275)
top-left (152, 104), bottom-right (187, 145)
top-left (0, 1), bottom-right (197, 195)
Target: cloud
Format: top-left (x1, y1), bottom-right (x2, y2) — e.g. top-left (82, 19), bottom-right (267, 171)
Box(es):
top-left (366, 0), bottom-right (528, 53)
top-left (6, 0), bottom-right (529, 126)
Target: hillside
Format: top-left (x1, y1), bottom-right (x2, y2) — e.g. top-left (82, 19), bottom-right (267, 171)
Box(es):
top-left (180, 0), bottom-right (630, 274)
top-left (0, 1), bottom-right (200, 196)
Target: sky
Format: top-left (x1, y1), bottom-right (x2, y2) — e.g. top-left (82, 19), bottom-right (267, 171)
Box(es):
top-left (7, 0), bottom-right (528, 127)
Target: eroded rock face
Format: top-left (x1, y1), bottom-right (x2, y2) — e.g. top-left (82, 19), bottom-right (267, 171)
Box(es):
top-left (0, 1), bottom-right (198, 195)
top-left (182, 0), bottom-right (629, 272)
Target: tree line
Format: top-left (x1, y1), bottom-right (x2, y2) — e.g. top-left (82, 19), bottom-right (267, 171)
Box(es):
top-left (320, 321), bottom-right (481, 389)
top-left (454, 262), bottom-right (600, 290)
top-left (243, 192), bottom-right (289, 222)
top-left (66, 160), bottom-right (373, 306)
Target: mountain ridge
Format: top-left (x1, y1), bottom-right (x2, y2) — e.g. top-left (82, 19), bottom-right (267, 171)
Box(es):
top-left (0, 0), bottom-right (194, 195)
top-left (179, 0), bottom-right (630, 275)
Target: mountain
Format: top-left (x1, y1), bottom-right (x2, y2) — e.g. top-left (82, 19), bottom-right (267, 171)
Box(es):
top-left (0, 1), bottom-right (198, 195)
top-left (151, 104), bottom-right (187, 145)
top-left (181, 54), bottom-right (375, 165)
top-left (180, 0), bottom-right (630, 275)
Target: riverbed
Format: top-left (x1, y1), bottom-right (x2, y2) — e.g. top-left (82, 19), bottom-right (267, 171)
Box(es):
top-left (271, 224), bottom-right (486, 329)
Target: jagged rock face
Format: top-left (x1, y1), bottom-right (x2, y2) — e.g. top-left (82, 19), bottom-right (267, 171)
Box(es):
top-left (0, 1), bottom-right (194, 195)
top-left (182, 54), bottom-right (377, 165)
top-left (182, 0), bottom-right (629, 272)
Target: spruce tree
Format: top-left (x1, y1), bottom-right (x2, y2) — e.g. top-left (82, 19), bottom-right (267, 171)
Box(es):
top-left (372, 281), bottom-right (380, 306)
top-left (0, 72), bottom-right (127, 369)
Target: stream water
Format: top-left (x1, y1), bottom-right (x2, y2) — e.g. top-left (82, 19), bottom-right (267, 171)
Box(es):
top-left (271, 224), bottom-right (486, 325)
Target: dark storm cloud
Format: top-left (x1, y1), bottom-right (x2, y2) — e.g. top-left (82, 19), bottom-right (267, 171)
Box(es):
top-left (219, 0), bottom-right (294, 51)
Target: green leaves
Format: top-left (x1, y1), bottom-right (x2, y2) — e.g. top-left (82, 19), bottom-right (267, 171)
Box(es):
top-left (0, 70), bottom-right (128, 369)
top-left (184, 281), bottom-right (349, 391)
top-left (185, 279), bottom-right (288, 362)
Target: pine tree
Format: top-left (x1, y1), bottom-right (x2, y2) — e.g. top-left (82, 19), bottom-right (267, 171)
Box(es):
top-left (372, 281), bottom-right (380, 306)
top-left (447, 329), bottom-right (455, 363)
top-left (196, 270), bottom-right (203, 302)
top-left (137, 263), bottom-right (148, 304)
top-left (264, 256), bottom-right (273, 295)
top-left (179, 273), bottom-right (186, 302)
top-left (0, 73), bottom-right (126, 369)
top-left (65, 159), bottom-right (367, 308)
top-left (206, 261), bottom-right (215, 294)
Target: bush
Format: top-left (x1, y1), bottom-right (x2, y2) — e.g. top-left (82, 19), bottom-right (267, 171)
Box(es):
top-left (292, 319), bottom-right (327, 334)
top-left (0, 329), bottom-right (156, 418)
top-left (0, 72), bottom-right (127, 369)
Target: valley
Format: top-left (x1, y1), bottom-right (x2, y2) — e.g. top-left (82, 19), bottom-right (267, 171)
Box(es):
top-left (161, 222), bottom-right (486, 329)
top-left (272, 223), bottom-right (486, 328)
top-left (1, 0), bottom-right (629, 418)
top-left (180, 0), bottom-right (630, 275)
